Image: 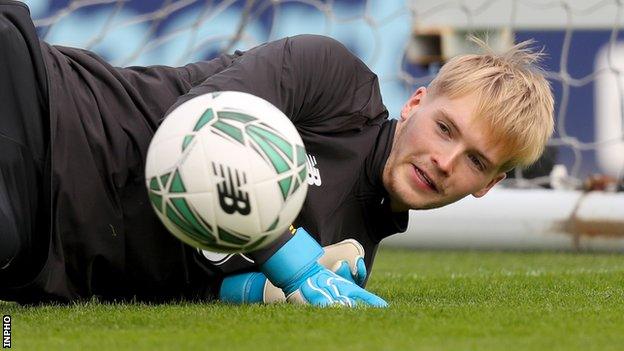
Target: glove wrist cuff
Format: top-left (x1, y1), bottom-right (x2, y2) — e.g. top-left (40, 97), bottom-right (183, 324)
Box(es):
top-left (260, 228), bottom-right (323, 290)
top-left (219, 272), bottom-right (267, 303)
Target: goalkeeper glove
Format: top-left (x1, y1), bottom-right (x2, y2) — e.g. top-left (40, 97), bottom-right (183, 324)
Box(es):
top-left (319, 238), bottom-right (367, 287)
top-left (219, 237), bottom-right (367, 303)
top-left (220, 228), bottom-right (386, 307)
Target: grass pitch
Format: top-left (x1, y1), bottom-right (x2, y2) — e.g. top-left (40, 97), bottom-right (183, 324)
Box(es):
top-left (3, 249), bottom-right (624, 351)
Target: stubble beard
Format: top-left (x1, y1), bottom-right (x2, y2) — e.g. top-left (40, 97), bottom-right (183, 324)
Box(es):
top-left (384, 161), bottom-right (420, 212)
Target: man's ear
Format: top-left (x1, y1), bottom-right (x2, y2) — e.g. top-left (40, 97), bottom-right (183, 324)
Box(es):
top-left (472, 172), bottom-right (506, 198)
top-left (400, 87), bottom-right (427, 121)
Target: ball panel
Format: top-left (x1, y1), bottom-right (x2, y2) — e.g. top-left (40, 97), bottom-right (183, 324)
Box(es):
top-left (182, 192), bottom-right (217, 236)
top-left (277, 174), bottom-right (308, 231)
top-left (145, 136), bottom-right (186, 180)
top-left (166, 197), bottom-right (213, 243)
top-left (154, 201), bottom-right (215, 250)
top-left (253, 165), bottom-right (309, 235)
top-left (212, 92), bottom-right (302, 144)
top-left (253, 178), bottom-right (288, 232)
top-left (177, 138), bottom-right (212, 194)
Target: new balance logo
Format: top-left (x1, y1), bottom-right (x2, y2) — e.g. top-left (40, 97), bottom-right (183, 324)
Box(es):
top-left (306, 154), bottom-right (322, 186)
top-left (213, 163), bottom-right (251, 215)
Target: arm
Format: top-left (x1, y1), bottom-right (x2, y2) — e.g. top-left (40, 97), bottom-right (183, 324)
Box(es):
top-left (173, 35), bottom-right (387, 306)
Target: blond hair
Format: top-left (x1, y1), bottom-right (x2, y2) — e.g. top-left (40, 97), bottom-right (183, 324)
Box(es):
top-left (427, 37), bottom-right (554, 171)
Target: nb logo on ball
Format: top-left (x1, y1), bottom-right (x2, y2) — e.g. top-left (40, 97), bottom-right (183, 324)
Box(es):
top-left (213, 162), bottom-right (251, 215)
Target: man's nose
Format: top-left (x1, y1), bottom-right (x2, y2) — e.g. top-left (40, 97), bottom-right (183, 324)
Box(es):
top-left (431, 145), bottom-right (462, 176)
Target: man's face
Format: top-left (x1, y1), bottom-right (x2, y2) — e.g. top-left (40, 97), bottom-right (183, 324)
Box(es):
top-left (383, 87), bottom-right (508, 211)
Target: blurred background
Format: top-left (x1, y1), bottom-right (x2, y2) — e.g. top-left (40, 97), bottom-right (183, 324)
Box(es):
top-left (24, 0), bottom-right (624, 251)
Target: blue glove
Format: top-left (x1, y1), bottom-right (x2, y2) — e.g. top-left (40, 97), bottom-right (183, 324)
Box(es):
top-left (220, 238), bottom-right (369, 304)
top-left (219, 272), bottom-right (269, 304)
top-left (260, 228), bottom-right (386, 307)
top-left (332, 259), bottom-right (367, 287)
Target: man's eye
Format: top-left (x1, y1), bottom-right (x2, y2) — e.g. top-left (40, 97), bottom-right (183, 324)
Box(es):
top-left (469, 155), bottom-right (484, 170)
top-left (437, 122), bottom-right (450, 135)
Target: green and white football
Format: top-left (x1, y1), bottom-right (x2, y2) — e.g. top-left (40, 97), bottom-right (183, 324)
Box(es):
top-left (145, 91), bottom-right (308, 253)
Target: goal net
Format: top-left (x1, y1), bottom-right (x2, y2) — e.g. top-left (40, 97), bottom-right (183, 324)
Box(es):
top-left (26, 0), bottom-right (624, 250)
top-left (28, 0), bottom-right (624, 188)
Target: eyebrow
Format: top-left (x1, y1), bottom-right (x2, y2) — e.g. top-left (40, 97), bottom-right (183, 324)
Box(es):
top-left (438, 109), bottom-right (494, 169)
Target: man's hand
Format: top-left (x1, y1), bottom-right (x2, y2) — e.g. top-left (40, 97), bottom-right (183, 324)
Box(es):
top-left (261, 228), bottom-right (386, 307)
top-left (219, 229), bottom-right (386, 307)
top-left (279, 263), bottom-right (385, 307)
top-left (319, 239), bottom-right (367, 287)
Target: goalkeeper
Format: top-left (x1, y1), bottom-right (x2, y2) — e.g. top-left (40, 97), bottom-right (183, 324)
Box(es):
top-left (0, 1), bottom-right (553, 306)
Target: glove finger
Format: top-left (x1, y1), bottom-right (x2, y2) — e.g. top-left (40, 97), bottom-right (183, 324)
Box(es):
top-left (332, 261), bottom-right (357, 284)
top-left (354, 257), bottom-right (367, 287)
top-left (327, 275), bottom-right (383, 308)
top-left (327, 278), bottom-right (356, 307)
top-left (351, 288), bottom-right (388, 308)
top-left (298, 277), bottom-right (340, 307)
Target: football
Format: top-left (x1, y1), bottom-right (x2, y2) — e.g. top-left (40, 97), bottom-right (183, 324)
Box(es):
top-left (145, 91), bottom-right (308, 253)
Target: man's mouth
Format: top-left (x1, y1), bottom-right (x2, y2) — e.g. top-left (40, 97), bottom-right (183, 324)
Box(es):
top-left (412, 165), bottom-right (439, 193)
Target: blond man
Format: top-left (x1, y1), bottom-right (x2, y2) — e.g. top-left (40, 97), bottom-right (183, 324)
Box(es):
top-left (385, 38), bottom-right (554, 211)
top-left (0, 1), bottom-right (552, 306)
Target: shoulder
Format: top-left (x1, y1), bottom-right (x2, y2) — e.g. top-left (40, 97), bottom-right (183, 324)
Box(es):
top-left (0, 1), bottom-right (36, 39)
top-left (286, 34), bottom-right (348, 50)
top-left (284, 34), bottom-right (376, 83)
top-left (285, 34), bottom-right (360, 62)
top-left (0, 0), bottom-right (30, 15)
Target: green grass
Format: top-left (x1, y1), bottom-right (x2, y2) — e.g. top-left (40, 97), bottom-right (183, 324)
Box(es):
top-left (2, 249), bottom-right (624, 350)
